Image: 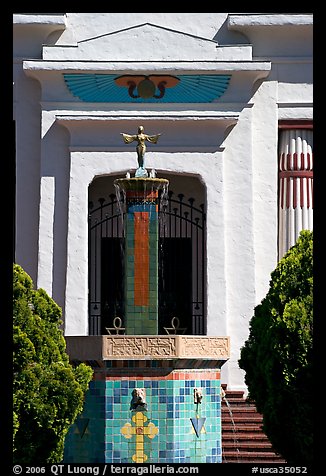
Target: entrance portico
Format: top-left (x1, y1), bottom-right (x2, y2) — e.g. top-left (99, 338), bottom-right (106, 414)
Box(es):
top-left (18, 14), bottom-right (312, 396)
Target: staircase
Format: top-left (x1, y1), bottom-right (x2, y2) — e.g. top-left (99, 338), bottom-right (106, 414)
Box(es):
top-left (221, 387), bottom-right (287, 463)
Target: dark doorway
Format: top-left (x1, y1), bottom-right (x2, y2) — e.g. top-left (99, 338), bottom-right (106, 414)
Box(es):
top-left (101, 238), bottom-right (124, 335)
top-left (89, 187), bottom-right (205, 335)
top-left (158, 238), bottom-right (192, 334)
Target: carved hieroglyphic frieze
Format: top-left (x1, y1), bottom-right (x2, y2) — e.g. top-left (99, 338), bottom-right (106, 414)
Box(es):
top-left (103, 335), bottom-right (230, 360)
top-left (180, 337), bottom-right (230, 358)
top-left (105, 336), bottom-right (176, 358)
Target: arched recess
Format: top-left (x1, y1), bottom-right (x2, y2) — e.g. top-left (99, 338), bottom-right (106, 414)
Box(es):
top-left (88, 172), bottom-right (206, 336)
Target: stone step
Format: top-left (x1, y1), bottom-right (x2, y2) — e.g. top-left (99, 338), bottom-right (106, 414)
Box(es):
top-left (221, 387), bottom-right (286, 463)
top-left (222, 441), bottom-right (274, 449)
top-left (222, 399), bottom-right (256, 406)
top-left (222, 390), bottom-right (245, 399)
top-left (223, 457), bottom-right (287, 464)
top-left (222, 424), bottom-right (265, 432)
top-left (222, 414), bottom-right (263, 423)
top-left (222, 451), bottom-right (286, 461)
top-left (222, 405), bottom-right (262, 413)
top-left (222, 432), bottom-right (270, 441)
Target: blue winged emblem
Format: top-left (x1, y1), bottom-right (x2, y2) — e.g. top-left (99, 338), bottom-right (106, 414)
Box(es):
top-left (63, 73), bottom-right (231, 103)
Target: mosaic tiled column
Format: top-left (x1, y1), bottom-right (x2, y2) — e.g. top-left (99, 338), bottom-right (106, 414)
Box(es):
top-left (114, 178), bottom-right (169, 335)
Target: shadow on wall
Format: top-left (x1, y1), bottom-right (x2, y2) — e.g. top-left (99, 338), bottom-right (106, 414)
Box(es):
top-left (212, 18), bottom-right (250, 45)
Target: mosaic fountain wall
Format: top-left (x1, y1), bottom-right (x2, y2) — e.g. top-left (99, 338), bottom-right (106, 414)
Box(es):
top-left (64, 173), bottom-right (229, 463)
top-left (64, 361), bottom-right (222, 463)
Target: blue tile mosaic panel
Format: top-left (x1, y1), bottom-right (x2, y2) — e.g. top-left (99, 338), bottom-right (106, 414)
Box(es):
top-left (64, 368), bottom-right (222, 463)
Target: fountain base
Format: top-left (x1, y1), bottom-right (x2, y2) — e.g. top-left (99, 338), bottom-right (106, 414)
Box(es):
top-left (64, 335), bottom-right (229, 463)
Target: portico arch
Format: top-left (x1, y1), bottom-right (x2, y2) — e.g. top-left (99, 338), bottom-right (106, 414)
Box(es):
top-left (88, 172), bottom-right (206, 336)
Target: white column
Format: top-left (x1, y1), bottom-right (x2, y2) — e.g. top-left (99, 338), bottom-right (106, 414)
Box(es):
top-left (204, 151), bottom-right (226, 338)
top-left (278, 129), bottom-right (313, 259)
top-left (37, 176), bottom-right (55, 294)
top-left (223, 106), bottom-right (255, 391)
top-left (65, 153), bottom-right (91, 336)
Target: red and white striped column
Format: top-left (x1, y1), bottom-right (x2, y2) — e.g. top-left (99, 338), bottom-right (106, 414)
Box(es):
top-left (278, 129), bottom-right (313, 259)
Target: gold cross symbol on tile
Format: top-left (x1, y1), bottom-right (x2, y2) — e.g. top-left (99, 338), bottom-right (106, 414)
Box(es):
top-left (121, 411), bottom-right (159, 463)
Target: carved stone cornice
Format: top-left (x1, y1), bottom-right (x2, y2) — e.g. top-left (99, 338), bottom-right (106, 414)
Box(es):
top-left (105, 335), bottom-right (230, 360)
top-left (65, 335), bottom-right (230, 362)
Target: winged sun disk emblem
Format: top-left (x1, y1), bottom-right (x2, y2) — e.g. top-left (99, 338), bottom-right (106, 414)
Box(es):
top-left (114, 75), bottom-right (180, 99)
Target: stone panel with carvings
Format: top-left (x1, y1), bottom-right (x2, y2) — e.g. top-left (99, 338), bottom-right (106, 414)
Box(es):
top-left (180, 337), bottom-right (230, 357)
top-left (105, 336), bottom-right (177, 358)
top-left (104, 335), bottom-right (229, 360)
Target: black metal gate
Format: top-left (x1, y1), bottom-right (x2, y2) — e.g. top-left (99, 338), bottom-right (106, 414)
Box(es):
top-left (88, 189), bottom-right (206, 335)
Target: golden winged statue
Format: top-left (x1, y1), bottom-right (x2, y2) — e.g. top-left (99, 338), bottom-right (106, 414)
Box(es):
top-left (121, 125), bottom-right (161, 177)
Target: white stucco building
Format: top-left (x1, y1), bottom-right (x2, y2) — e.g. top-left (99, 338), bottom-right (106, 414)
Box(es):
top-left (13, 13), bottom-right (313, 393)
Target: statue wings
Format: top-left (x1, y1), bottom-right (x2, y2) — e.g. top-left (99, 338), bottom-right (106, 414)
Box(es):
top-left (120, 133), bottom-right (161, 144)
top-left (121, 133), bottom-right (137, 144)
top-left (145, 134), bottom-right (161, 144)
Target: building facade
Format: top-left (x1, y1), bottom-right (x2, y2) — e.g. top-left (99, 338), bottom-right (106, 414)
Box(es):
top-left (13, 12), bottom-right (313, 394)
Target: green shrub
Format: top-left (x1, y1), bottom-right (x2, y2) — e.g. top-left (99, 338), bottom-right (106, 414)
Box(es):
top-left (239, 230), bottom-right (313, 464)
top-left (13, 264), bottom-right (93, 463)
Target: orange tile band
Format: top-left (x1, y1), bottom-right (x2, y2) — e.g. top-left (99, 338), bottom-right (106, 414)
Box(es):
top-left (94, 370), bottom-right (222, 381)
top-left (126, 190), bottom-right (158, 199)
top-left (134, 212), bottom-right (149, 306)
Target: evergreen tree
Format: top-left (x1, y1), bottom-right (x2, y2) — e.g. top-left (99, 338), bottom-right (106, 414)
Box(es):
top-left (239, 230), bottom-right (313, 464)
top-left (13, 264), bottom-right (93, 463)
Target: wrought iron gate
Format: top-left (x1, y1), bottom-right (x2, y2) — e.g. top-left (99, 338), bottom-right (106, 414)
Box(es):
top-left (88, 189), bottom-right (206, 335)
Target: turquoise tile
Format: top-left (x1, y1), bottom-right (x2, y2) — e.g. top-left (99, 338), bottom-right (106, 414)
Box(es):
top-left (65, 372), bottom-right (222, 464)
